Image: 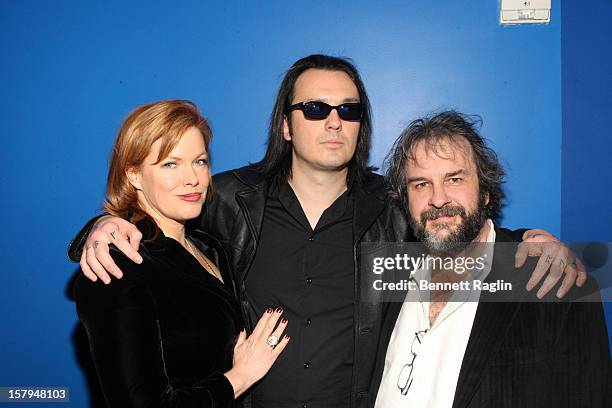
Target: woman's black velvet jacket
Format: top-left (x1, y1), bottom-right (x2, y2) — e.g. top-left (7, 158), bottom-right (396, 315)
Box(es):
top-left (74, 220), bottom-right (242, 407)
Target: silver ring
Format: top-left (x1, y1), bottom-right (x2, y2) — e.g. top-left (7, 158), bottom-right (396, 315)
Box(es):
top-left (93, 240), bottom-right (100, 249)
top-left (266, 335), bottom-right (279, 347)
top-left (565, 261), bottom-right (578, 270)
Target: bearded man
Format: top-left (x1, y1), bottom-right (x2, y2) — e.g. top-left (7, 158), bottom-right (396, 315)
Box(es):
top-left (370, 111), bottom-right (611, 408)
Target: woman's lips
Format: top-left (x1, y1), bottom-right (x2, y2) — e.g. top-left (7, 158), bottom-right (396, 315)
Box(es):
top-left (177, 193), bottom-right (202, 202)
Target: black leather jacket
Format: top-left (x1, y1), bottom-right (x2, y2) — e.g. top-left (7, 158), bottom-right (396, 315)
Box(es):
top-left (199, 165), bottom-right (412, 408)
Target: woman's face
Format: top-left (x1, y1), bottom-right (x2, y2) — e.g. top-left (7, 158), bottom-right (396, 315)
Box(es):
top-left (128, 126), bottom-right (210, 230)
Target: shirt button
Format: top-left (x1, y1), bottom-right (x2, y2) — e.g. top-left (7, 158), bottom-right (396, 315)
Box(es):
top-left (302, 404), bottom-right (308, 408)
top-left (308, 236), bottom-right (314, 242)
top-left (305, 318), bottom-right (312, 326)
top-left (306, 278), bottom-right (312, 284)
top-left (303, 361), bottom-right (310, 368)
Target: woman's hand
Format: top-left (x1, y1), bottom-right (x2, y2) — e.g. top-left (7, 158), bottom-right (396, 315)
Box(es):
top-left (224, 308), bottom-right (289, 398)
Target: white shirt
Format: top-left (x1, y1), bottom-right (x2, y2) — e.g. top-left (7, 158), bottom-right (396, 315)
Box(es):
top-left (375, 220), bottom-right (496, 408)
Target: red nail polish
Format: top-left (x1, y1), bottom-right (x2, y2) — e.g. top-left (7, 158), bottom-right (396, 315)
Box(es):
top-left (281, 317), bottom-right (288, 324)
top-left (275, 307), bottom-right (283, 313)
top-left (284, 334), bottom-right (290, 340)
top-left (266, 308), bottom-right (273, 313)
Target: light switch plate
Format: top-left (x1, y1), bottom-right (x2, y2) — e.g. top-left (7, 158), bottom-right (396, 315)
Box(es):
top-left (500, 0), bottom-right (551, 25)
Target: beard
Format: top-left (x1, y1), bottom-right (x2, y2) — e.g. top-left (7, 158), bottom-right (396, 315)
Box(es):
top-left (410, 194), bottom-right (488, 256)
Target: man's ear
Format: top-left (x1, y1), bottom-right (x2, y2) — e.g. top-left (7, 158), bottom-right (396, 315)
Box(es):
top-left (283, 115), bottom-right (292, 141)
top-left (126, 167), bottom-right (142, 190)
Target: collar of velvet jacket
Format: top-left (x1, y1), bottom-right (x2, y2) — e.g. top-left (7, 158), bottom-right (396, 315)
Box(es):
top-left (135, 215), bottom-right (238, 297)
top-left (135, 215), bottom-right (219, 252)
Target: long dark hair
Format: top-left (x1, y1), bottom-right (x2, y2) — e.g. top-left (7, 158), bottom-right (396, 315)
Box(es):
top-left (385, 110), bottom-right (506, 222)
top-left (257, 54), bottom-right (374, 181)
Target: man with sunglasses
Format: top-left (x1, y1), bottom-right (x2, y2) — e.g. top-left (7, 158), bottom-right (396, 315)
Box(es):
top-left (69, 55), bottom-right (584, 408)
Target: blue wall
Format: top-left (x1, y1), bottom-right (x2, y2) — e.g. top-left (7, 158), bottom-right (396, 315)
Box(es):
top-left (561, 1), bottom-right (612, 241)
top-left (0, 1), bottom-right (604, 406)
top-left (561, 0), bottom-right (612, 348)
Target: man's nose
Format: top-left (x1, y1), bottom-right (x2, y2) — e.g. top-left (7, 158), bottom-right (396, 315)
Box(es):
top-left (325, 108), bottom-right (342, 131)
top-left (429, 184), bottom-right (451, 208)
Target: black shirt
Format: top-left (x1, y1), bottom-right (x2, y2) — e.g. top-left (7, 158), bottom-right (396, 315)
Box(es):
top-left (245, 177), bottom-right (355, 408)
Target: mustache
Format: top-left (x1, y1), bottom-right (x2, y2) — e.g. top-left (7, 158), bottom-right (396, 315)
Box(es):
top-left (319, 134), bottom-right (347, 143)
top-left (420, 205), bottom-right (467, 224)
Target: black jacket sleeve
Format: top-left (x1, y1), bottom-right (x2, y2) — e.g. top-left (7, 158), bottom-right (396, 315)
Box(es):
top-left (74, 250), bottom-right (235, 408)
top-left (549, 280), bottom-right (612, 407)
top-left (67, 215), bottom-right (105, 262)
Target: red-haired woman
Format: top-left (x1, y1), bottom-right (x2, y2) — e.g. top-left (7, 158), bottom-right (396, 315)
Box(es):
top-left (74, 100), bottom-right (288, 407)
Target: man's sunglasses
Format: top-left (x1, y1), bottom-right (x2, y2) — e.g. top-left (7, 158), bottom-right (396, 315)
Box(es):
top-left (287, 101), bottom-right (364, 121)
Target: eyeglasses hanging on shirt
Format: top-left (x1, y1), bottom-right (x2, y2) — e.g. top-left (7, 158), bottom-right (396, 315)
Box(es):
top-left (397, 329), bottom-right (429, 395)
